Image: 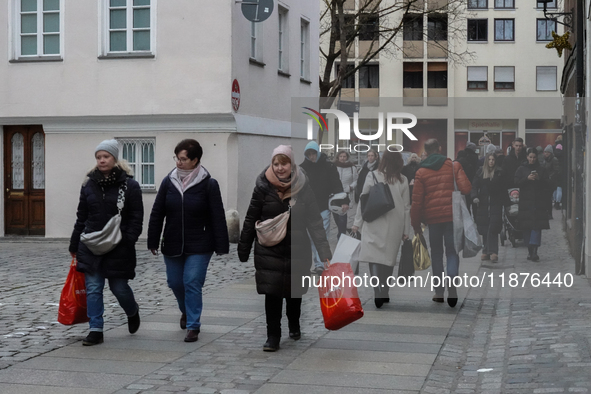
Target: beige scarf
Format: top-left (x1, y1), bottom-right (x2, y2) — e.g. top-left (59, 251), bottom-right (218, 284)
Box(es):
top-left (265, 165), bottom-right (305, 201)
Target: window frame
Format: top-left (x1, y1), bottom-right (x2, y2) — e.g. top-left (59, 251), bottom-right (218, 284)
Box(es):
top-left (536, 0), bottom-right (557, 9)
top-left (336, 63), bottom-right (356, 89)
top-left (278, 7), bottom-right (289, 72)
top-left (11, 0), bottom-right (64, 61)
top-left (494, 66), bottom-right (515, 90)
top-left (359, 13), bottom-right (379, 41)
top-left (100, 0), bottom-right (156, 59)
top-left (117, 138), bottom-right (156, 190)
top-left (403, 63), bottom-right (424, 89)
top-left (467, 19), bottom-right (488, 42)
top-left (468, 0), bottom-right (488, 9)
top-left (467, 66), bottom-right (488, 91)
top-left (494, 18), bottom-right (515, 42)
top-left (536, 66), bottom-right (557, 91)
top-left (494, 0), bottom-right (515, 9)
top-left (536, 18), bottom-right (557, 41)
top-left (300, 18), bottom-right (310, 80)
top-left (359, 64), bottom-right (380, 89)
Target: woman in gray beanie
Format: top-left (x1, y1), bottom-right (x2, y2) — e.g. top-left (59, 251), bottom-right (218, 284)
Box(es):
top-left (69, 139), bottom-right (144, 346)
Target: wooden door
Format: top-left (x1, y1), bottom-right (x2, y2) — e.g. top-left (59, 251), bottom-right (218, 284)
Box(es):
top-left (3, 126), bottom-right (45, 236)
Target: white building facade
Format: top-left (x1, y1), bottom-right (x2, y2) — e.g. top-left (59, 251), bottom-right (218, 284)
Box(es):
top-left (321, 0), bottom-right (564, 162)
top-left (0, 0), bottom-right (319, 237)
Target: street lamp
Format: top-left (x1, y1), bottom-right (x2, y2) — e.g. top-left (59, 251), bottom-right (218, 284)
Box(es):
top-left (538, 0), bottom-right (573, 28)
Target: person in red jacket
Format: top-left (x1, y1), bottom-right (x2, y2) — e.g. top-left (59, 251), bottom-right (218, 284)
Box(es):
top-left (411, 139), bottom-right (471, 307)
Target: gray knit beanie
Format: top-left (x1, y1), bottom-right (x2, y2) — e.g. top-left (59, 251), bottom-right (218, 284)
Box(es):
top-left (95, 139), bottom-right (119, 160)
top-left (544, 144), bottom-right (553, 153)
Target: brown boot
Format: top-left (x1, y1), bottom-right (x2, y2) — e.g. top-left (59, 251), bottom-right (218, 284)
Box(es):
top-left (481, 254), bottom-right (490, 261)
top-left (490, 253), bottom-right (498, 262)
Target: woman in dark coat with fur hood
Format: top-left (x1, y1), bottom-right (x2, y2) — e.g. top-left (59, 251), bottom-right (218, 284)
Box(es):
top-left (515, 148), bottom-right (551, 262)
top-left (69, 139), bottom-right (144, 346)
top-left (238, 145), bottom-right (331, 352)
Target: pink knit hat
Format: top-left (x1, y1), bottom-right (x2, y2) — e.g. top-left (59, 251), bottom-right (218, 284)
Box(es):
top-left (271, 145), bottom-right (293, 162)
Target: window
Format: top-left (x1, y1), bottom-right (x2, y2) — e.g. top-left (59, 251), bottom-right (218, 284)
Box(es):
top-left (468, 0), bottom-right (487, 9)
top-left (536, 66), bottom-right (557, 90)
top-left (403, 63), bottom-right (423, 88)
top-left (117, 138), bottom-right (155, 189)
top-left (335, 14), bottom-right (356, 43)
top-left (468, 19), bottom-right (488, 41)
top-left (467, 66), bottom-right (488, 90)
top-left (494, 66), bottom-right (515, 89)
top-left (494, 19), bottom-right (514, 41)
top-left (537, 19), bottom-right (556, 41)
top-left (403, 15), bottom-right (423, 41)
top-left (359, 13), bottom-right (379, 41)
top-left (336, 64), bottom-right (356, 88)
top-left (278, 7), bottom-right (288, 71)
top-left (300, 19), bottom-right (310, 79)
top-left (537, 0), bottom-right (556, 9)
top-left (359, 65), bottom-right (379, 88)
top-left (428, 16), bottom-right (448, 41)
top-left (13, 0), bottom-right (62, 59)
top-left (250, 21), bottom-right (264, 63)
top-left (104, 0), bottom-right (153, 55)
top-left (427, 63), bottom-right (447, 88)
top-left (495, 0), bottom-right (514, 8)
top-left (251, 22), bottom-right (257, 58)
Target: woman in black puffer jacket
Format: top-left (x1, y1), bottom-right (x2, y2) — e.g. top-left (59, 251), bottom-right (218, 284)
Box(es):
top-left (515, 148), bottom-right (551, 262)
top-left (148, 139), bottom-right (229, 343)
top-left (238, 145), bottom-right (331, 352)
top-left (69, 139), bottom-right (144, 346)
top-left (471, 153), bottom-right (509, 263)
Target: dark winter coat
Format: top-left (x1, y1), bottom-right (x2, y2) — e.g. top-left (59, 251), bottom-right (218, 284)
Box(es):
top-left (471, 168), bottom-right (509, 235)
top-left (354, 159), bottom-right (379, 203)
top-left (514, 162), bottom-right (551, 230)
top-left (147, 168), bottom-right (229, 257)
top-left (502, 150), bottom-right (527, 188)
top-left (299, 153), bottom-right (345, 211)
top-left (69, 169), bottom-right (144, 280)
top-left (237, 169), bottom-right (332, 298)
top-left (539, 153), bottom-right (560, 188)
top-left (457, 149), bottom-right (479, 186)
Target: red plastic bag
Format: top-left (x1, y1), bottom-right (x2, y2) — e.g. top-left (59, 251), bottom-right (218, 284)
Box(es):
top-left (57, 259), bottom-right (89, 325)
top-left (318, 262), bottom-right (364, 330)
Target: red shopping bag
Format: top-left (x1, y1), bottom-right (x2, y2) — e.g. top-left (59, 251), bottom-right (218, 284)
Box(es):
top-left (318, 262), bottom-right (364, 330)
top-left (57, 259), bottom-right (89, 325)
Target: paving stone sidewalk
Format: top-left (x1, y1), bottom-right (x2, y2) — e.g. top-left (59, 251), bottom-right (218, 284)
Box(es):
top-left (422, 210), bottom-right (591, 393)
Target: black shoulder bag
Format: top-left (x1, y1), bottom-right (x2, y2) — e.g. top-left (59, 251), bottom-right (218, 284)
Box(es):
top-left (360, 171), bottom-right (395, 223)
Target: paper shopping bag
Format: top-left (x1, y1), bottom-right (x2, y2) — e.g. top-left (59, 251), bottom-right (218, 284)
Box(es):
top-left (332, 233), bottom-right (361, 273)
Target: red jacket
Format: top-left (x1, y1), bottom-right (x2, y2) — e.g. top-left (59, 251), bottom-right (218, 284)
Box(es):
top-left (411, 157), bottom-right (471, 231)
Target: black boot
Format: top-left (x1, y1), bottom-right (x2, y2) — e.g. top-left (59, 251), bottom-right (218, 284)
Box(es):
top-left (82, 331), bottom-right (104, 346)
top-left (531, 246), bottom-right (540, 262)
top-left (128, 305), bottom-right (140, 334)
top-left (527, 246), bottom-right (533, 260)
top-left (447, 285), bottom-right (458, 308)
top-left (288, 321), bottom-right (301, 340)
top-left (263, 336), bottom-right (280, 352)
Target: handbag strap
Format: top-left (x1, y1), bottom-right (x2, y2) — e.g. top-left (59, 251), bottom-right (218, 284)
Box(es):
top-left (452, 162), bottom-right (458, 192)
top-left (370, 170), bottom-right (379, 184)
top-left (116, 181), bottom-right (127, 214)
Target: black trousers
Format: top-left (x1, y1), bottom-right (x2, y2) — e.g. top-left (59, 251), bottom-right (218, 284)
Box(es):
top-left (265, 295), bottom-right (302, 338)
top-left (369, 263), bottom-right (394, 299)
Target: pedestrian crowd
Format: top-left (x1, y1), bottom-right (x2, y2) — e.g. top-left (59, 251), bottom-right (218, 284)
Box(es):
top-left (67, 134), bottom-right (564, 351)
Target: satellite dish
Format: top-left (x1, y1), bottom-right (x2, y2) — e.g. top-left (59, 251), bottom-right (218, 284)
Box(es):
top-left (241, 0), bottom-right (274, 23)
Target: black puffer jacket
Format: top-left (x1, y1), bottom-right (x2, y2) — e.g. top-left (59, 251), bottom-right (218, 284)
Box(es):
top-left (515, 162), bottom-right (551, 230)
top-left (299, 153), bottom-right (345, 211)
top-left (69, 168), bottom-right (144, 279)
top-left (238, 169), bottom-right (332, 298)
top-left (147, 168), bottom-right (229, 257)
top-left (471, 168), bottom-right (509, 235)
top-left (502, 150), bottom-right (527, 188)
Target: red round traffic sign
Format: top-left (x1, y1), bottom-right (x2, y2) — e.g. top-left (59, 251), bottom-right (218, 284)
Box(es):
top-left (232, 79), bottom-right (240, 112)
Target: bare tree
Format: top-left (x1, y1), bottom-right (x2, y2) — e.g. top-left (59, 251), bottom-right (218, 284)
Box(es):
top-left (318, 0), bottom-right (473, 142)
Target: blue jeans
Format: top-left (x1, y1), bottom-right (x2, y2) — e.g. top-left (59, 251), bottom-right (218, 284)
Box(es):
top-left (85, 272), bottom-right (138, 332)
top-left (164, 253), bottom-right (213, 330)
top-left (309, 209), bottom-right (331, 269)
top-left (553, 187), bottom-right (562, 203)
top-left (428, 222), bottom-right (460, 297)
top-left (523, 229), bottom-right (542, 246)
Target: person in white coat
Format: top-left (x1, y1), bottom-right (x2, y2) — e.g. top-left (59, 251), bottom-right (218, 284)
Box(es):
top-left (334, 151), bottom-right (358, 239)
top-left (351, 150), bottom-right (411, 308)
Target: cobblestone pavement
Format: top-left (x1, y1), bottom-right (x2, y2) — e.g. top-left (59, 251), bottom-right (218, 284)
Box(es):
top-left (422, 210), bottom-right (591, 394)
top-left (0, 240), bottom-right (255, 371)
